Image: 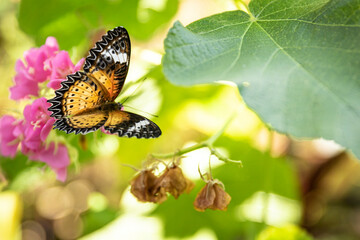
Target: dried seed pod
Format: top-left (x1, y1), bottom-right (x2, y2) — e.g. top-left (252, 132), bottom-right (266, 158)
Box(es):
top-left (130, 170), bottom-right (167, 203)
top-left (193, 181), bottom-right (231, 212)
top-left (157, 166), bottom-right (194, 199)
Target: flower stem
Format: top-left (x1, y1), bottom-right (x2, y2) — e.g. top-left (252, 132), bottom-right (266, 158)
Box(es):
top-left (151, 114), bottom-right (242, 166)
top-left (151, 142), bottom-right (207, 159)
top-left (234, 0), bottom-right (251, 13)
top-left (210, 148), bottom-right (243, 167)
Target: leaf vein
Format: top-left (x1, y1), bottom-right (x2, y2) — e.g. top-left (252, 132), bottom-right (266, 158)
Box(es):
top-left (169, 36), bottom-right (242, 50)
top-left (259, 2), bottom-right (325, 19)
top-left (310, 0), bottom-right (336, 22)
top-left (220, 22), bottom-right (254, 78)
top-left (260, 48), bottom-right (281, 77)
top-left (256, 18), bottom-right (360, 27)
top-left (196, 21), bottom-right (251, 35)
top-left (284, 46), bottom-right (360, 53)
top-left (255, 21), bottom-right (360, 118)
top-left (255, 0), bottom-right (282, 18)
top-left (344, 4), bottom-right (360, 24)
top-left (172, 47), bottom-right (238, 78)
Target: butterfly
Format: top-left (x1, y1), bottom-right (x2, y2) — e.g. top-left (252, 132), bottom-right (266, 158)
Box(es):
top-left (47, 26), bottom-right (161, 139)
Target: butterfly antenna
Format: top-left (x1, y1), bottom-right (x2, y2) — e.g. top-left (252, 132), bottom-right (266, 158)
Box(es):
top-left (121, 77), bottom-right (147, 105)
top-left (122, 104), bottom-right (159, 118)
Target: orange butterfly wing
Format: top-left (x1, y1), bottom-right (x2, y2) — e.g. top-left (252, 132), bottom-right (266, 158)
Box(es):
top-left (48, 71), bottom-right (109, 134)
top-left (48, 72), bottom-right (107, 118)
top-left (54, 109), bottom-right (108, 134)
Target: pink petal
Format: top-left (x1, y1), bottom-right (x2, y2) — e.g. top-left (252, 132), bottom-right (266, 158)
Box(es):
top-left (28, 142), bottom-right (70, 181)
top-left (53, 51), bottom-right (74, 68)
top-left (14, 59), bottom-right (26, 72)
top-left (22, 98), bottom-right (54, 151)
top-left (74, 58), bottom-right (85, 71)
top-left (49, 51), bottom-right (75, 80)
top-left (22, 135), bottom-right (42, 152)
top-left (33, 51), bottom-right (51, 82)
top-left (23, 48), bottom-right (39, 66)
top-left (10, 70), bottom-right (40, 100)
top-left (22, 105), bottom-right (32, 122)
top-left (55, 167), bottom-right (67, 182)
top-left (0, 116), bottom-right (20, 158)
top-left (44, 37), bottom-right (59, 55)
top-left (47, 78), bottom-right (64, 90)
top-left (35, 143), bottom-right (70, 169)
top-left (13, 120), bottom-right (25, 138)
top-left (40, 118), bottom-right (55, 142)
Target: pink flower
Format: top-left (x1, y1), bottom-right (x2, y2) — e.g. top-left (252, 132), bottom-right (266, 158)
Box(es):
top-left (10, 37), bottom-right (59, 100)
top-left (0, 116), bottom-right (24, 157)
top-left (29, 142), bottom-right (70, 181)
top-left (21, 97), bottom-right (55, 154)
top-left (47, 51), bottom-right (84, 90)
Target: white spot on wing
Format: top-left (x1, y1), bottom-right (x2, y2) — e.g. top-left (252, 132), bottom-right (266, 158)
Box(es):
top-left (119, 53), bottom-right (127, 64)
top-left (110, 49), bottom-right (120, 63)
top-left (125, 119), bottom-right (149, 134)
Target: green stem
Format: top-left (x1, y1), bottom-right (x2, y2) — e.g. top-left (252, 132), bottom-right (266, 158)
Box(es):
top-left (152, 115), bottom-right (234, 159)
top-left (151, 115), bottom-right (242, 166)
top-left (210, 148), bottom-right (243, 167)
top-left (151, 142), bottom-right (207, 159)
top-left (234, 0), bottom-right (251, 13)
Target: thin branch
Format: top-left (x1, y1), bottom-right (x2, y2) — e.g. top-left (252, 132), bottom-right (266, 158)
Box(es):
top-left (210, 148), bottom-right (243, 167)
top-left (151, 115), bottom-right (242, 166)
top-left (120, 163), bottom-right (141, 172)
top-left (151, 142), bottom-right (207, 159)
top-left (234, 0), bottom-right (251, 14)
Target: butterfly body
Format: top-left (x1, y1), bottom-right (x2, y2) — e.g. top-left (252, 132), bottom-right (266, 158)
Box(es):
top-left (47, 27), bottom-right (161, 139)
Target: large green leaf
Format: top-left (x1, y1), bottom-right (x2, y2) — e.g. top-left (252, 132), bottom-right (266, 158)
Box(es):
top-left (162, 0), bottom-right (360, 158)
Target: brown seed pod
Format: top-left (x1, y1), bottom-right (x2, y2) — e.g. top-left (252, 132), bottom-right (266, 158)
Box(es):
top-left (130, 170), bottom-right (167, 203)
top-left (193, 181), bottom-right (231, 212)
top-left (156, 166), bottom-right (194, 199)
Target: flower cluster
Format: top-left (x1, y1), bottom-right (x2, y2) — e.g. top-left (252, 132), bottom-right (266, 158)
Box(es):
top-left (10, 37), bottom-right (84, 100)
top-left (0, 37), bottom-right (84, 181)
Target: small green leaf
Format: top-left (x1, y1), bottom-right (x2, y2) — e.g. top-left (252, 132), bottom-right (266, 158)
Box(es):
top-left (18, 0), bottom-right (179, 49)
top-left (163, 0), bottom-right (360, 158)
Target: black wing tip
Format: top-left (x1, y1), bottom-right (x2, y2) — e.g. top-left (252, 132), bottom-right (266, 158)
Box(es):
top-left (104, 124), bottom-right (161, 139)
top-left (83, 26), bottom-right (130, 72)
top-left (145, 126), bottom-right (162, 139)
top-left (118, 131), bottom-right (161, 139)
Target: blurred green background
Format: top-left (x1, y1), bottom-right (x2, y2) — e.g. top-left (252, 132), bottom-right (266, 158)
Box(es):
top-left (0, 0), bottom-right (359, 239)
